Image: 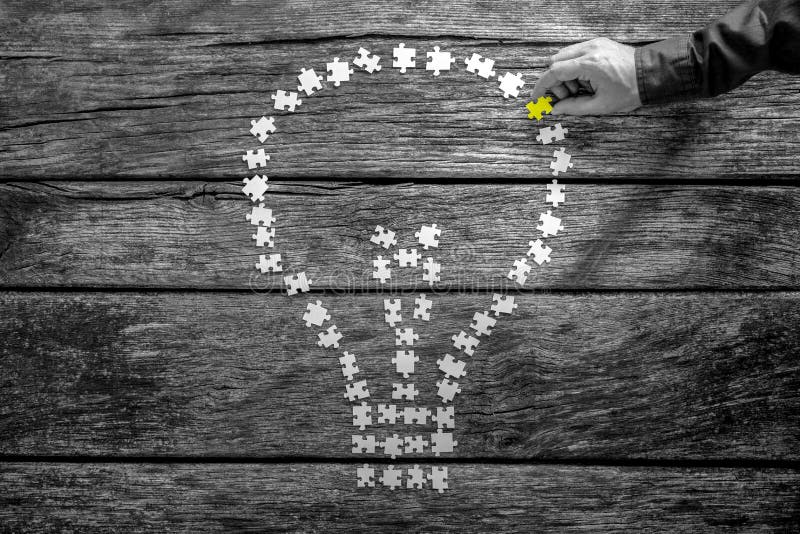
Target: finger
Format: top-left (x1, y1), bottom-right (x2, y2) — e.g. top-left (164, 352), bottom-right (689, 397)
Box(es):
top-left (551, 95), bottom-right (601, 116)
top-left (549, 59), bottom-right (587, 82)
top-left (578, 79), bottom-right (595, 93)
top-left (549, 83), bottom-right (571, 101)
top-left (531, 59), bottom-right (586, 99)
top-left (564, 79), bottom-right (581, 95)
top-left (549, 41), bottom-right (595, 64)
top-left (531, 70), bottom-right (557, 99)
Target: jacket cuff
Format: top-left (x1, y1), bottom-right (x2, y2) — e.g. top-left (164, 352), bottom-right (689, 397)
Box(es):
top-left (635, 35), bottom-right (700, 104)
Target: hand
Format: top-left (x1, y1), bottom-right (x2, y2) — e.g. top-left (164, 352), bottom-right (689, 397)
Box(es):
top-left (531, 38), bottom-right (642, 115)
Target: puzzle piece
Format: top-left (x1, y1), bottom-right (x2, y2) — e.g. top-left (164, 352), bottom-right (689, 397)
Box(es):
top-left (392, 350), bottom-right (419, 378)
top-left (373, 256), bottom-right (391, 284)
top-left (491, 293), bottom-right (518, 316)
top-left (370, 225), bottom-right (397, 249)
top-left (537, 124), bottom-right (568, 145)
top-left (422, 257), bottom-right (441, 287)
top-left (383, 298), bottom-right (402, 327)
top-left (545, 179), bottom-right (566, 207)
top-left (339, 351), bottom-right (360, 381)
top-left (403, 406), bottom-right (430, 425)
top-left (394, 248), bottom-right (421, 267)
top-left (415, 224), bottom-right (442, 249)
top-left (508, 258), bottom-right (532, 286)
top-left (436, 378), bottom-right (461, 404)
top-left (377, 403), bottom-right (399, 424)
top-left (297, 67), bottom-right (323, 96)
top-left (452, 331), bottom-right (479, 356)
top-left (352, 402), bottom-right (372, 431)
top-left (393, 43), bottom-right (416, 73)
top-left (395, 328), bottom-right (419, 347)
top-left (326, 57), bottom-right (353, 87)
top-left (406, 465), bottom-right (426, 489)
top-left (526, 96), bottom-right (553, 121)
top-left (354, 47), bottom-right (382, 73)
top-left (432, 406), bottom-right (455, 430)
top-left (255, 253), bottom-right (282, 273)
top-left (303, 300), bottom-right (331, 327)
top-left (437, 353), bottom-right (466, 379)
top-left (392, 383), bottom-right (419, 401)
top-left (430, 430), bottom-right (458, 456)
top-left (470, 311), bottom-right (496, 336)
top-left (464, 53), bottom-right (496, 79)
top-left (413, 293), bottom-right (432, 321)
top-left (498, 72), bottom-right (525, 98)
top-left (404, 435), bottom-right (429, 453)
top-left (345, 380), bottom-right (370, 402)
top-left (246, 204), bottom-right (276, 227)
top-left (242, 174), bottom-right (269, 202)
top-left (317, 325), bottom-right (342, 349)
top-left (357, 464), bottom-right (375, 488)
top-left (426, 46), bottom-right (455, 76)
top-left (380, 465), bottom-right (403, 489)
top-left (527, 239), bottom-right (552, 265)
top-left (249, 116), bottom-right (276, 143)
top-left (251, 226), bottom-right (275, 247)
top-left (382, 434), bottom-right (404, 460)
top-left (242, 149), bottom-right (269, 170)
top-left (271, 90), bottom-right (302, 112)
top-left (537, 210), bottom-right (564, 238)
top-left (550, 148), bottom-right (574, 176)
top-left (352, 434), bottom-right (377, 454)
top-left (284, 272), bottom-right (312, 296)
top-left (427, 466), bottom-right (449, 493)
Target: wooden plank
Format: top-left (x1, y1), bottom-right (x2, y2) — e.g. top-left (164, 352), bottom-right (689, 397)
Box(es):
top-left (1, 463), bottom-right (798, 532)
top-left (1, 291), bottom-right (798, 458)
top-left (0, 0), bottom-right (743, 44)
top-left (2, 38), bottom-right (799, 179)
top-left (1, 181), bottom-right (799, 289)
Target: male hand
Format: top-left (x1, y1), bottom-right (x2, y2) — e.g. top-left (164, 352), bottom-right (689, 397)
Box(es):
top-left (531, 38), bottom-right (642, 115)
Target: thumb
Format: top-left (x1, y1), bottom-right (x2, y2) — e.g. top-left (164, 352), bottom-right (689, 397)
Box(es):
top-left (551, 95), bottom-right (600, 116)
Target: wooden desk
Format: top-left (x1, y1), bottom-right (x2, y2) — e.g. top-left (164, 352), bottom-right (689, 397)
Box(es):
top-left (1, 0), bottom-right (799, 530)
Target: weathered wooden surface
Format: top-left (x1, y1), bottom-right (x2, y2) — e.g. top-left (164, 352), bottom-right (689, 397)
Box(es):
top-left (1, 463), bottom-right (798, 532)
top-left (1, 181), bottom-right (799, 289)
top-left (2, 36), bottom-right (799, 179)
top-left (0, 0), bottom-right (745, 44)
top-left (3, 0), bottom-right (799, 529)
top-left (2, 291), bottom-right (798, 458)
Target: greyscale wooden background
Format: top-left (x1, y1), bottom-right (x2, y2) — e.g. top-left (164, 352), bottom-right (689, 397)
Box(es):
top-left (1, 0), bottom-right (799, 532)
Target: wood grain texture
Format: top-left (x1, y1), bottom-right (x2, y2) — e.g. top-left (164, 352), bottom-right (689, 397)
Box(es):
top-left (1, 463), bottom-right (798, 532)
top-left (2, 37), bottom-right (799, 179)
top-left (3, 1), bottom-right (797, 526)
top-left (0, 0), bottom-right (743, 44)
top-left (2, 291), bottom-right (798, 458)
top-left (1, 181), bottom-right (798, 289)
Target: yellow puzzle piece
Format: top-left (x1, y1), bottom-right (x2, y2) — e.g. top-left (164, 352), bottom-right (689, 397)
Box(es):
top-left (526, 96), bottom-right (553, 121)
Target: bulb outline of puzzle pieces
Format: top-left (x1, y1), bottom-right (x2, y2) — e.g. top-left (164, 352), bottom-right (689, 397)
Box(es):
top-left (248, 52), bottom-right (586, 490)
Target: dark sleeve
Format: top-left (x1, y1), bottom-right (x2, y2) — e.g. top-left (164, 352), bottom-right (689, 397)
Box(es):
top-left (634, 0), bottom-right (800, 104)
